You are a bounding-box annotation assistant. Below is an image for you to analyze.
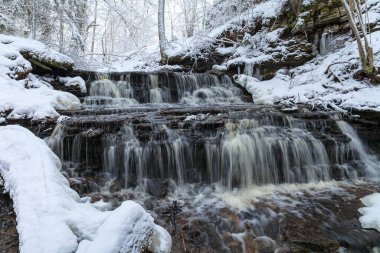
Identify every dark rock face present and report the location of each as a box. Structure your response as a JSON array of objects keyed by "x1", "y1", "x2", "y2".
[
  {"x1": 0, "y1": 183, "x2": 19, "y2": 253},
  {"x1": 347, "y1": 110, "x2": 380, "y2": 155},
  {"x1": 45, "y1": 78, "x2": 86, "y2": 98},
  {"x1": 227, "y1": 39, "x2": 316, "y2": 80},
  {"x1": 275, "y1": 0, "x2": 350, "y2": 37},
  {"x1": 159, "y1": 0, "x2": 352, "y2": 77}
]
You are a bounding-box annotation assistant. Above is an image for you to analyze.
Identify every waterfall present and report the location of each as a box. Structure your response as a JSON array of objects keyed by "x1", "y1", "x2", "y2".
[
  {"x1": 85, "y1": 79, "x2": 137, "y2": 108},
  {"x1": 148, "y1": 75, "x2": 164, "y2": 103},
  {"x1": 243, "y1": 62, "x2": 254, "y2": 77},
  {"x1": 218, "y1": 120, "x2": 331, "y2": 189},
  {"x1": 335, "y1": 121, "x2": 380, "y2": 178},
  {"x1": 319, "y1": 32, "x2": 334, "y2": 56},
  {"x1": 46, "y1": 70, "x2": 380, "y2": 252},
  {"x1": 49, "y1": 114, "x2": 380, "y2": 190},
  {"x1": 84, "y1": 73, "x2": 243, "y2": 107}
]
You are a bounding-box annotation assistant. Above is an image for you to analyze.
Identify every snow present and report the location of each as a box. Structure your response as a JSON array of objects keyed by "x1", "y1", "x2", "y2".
[
  {"x1": 359, "y1": 193, "x2": 380, "y2": 232},
  {"x1": 366, "y1": 0, "x2": 380, "y2": 25},
  {"x1": 0, "y1": 34, "x2": 81, "y2": 120},
  {"x1": 208, "y1": 0, "x2": 286, "y2": 38},
  {"x1": 0, "y1": 125, "x2": 171, "y2": 253},
  {"x1": 0, "y1": 34, "x2": 74, "y2": 65},
  {"x1": 212, "y1": 64, "x2": 228, "y2": 72},
  {"x1": 235, "y1": 30, "x2": 380, "y2": 112},
  {"x1": 59, "y1": 76, "x2": 87, "y2": 93}
]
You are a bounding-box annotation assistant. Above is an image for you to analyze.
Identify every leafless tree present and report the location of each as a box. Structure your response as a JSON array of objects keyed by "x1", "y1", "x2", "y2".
[{"x1": 341, "y1": 0, "x2": 376, "y2": 76}]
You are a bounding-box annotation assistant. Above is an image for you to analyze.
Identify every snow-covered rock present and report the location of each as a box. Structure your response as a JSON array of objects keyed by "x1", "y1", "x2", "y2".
[
  {"x1": 235, "y1": 30, "x2": 380, "y2": 112},
  {"x1": 0, "y1": 34, "x2": 81, "y2": 120},
  {"x1": 0, "y1": 125, "x2": 171, "y2": 253},
  {"x1": 359, "y1": 193, "x2": 380, "y2": 232},
  {"x1": 59, "y1": 76, "x2": 87, "y2": 94},
  {"x1": 0, "y1": 34, "x2": 74, "y2": 70}
]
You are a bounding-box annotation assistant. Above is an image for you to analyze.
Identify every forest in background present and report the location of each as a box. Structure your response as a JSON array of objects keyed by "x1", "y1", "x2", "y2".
[{"x1": 0, "y1": 0, "x2": 260, "y2": 68}]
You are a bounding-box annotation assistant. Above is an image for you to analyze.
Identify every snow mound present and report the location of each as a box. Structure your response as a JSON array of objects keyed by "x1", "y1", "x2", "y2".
[
  {"x1": 59, "y1": 76, "x2": 87, "y2": 93},
  {"x1": 359, "y1": 193, "x2": 380, "y2": 232},
  {"x1": 0, "y1": 35, "x2": 81, "y2": 120},
  {"x1": 0, "y1": 34, "x2": 74, "y2": 66},
  {"x1": 0, "y1": 125, "x2": 171, "y2": 253}
]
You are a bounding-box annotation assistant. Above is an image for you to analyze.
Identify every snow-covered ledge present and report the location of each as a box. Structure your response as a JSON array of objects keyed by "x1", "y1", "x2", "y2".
[{"x1": 0, "y1": 125, "x2": 171, "y2": 253}]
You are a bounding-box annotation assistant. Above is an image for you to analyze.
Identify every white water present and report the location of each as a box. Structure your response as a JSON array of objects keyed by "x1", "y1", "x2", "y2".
[
  {"x1": 336, "y1": 121, "x2": 380, "y2": 178},
  {"x1": 84, "y1": 73, "x2": 244, "y2": 107}
]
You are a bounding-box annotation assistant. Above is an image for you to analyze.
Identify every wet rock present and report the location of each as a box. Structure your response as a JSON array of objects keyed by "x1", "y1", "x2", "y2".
[
  {"x1": 146, "y1": 179, "x2": 169, "y2": 198},
  {"x1": 0, "y1": 185, "x2": 19, "y2": 253},
  {"x1": 45, "y1": 77, "x2": 86, "y2": 98},
  {"x1": 255, "y1": 236, "x2": 277, "y2": 253},
  {"x1": 222, "y1": 233, "x2": 244, "y2": 253},
  {"x1": 346, "y1": 109, "x2": 380, "y2": 155},
  {"x1": 108, "y1": 178, "x2": 125, "y2": 193}
]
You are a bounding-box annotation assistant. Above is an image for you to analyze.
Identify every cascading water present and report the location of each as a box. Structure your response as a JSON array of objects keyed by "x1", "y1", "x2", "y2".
[
  {"x1": 49, "y1": 113, "x2": 379, "y2": 190},
  {"x1": 319, "y1": 32, "x2": 334, "y2": 56},
  {"x1": 83, "y1": 72, "x2": 244, "y2": 107},
  {"x1": 85, "y1": 78, "x2": 137, "y2": 107},
  {"x1": 47, "y1": 71, "x2": 380, "y2": 252}
]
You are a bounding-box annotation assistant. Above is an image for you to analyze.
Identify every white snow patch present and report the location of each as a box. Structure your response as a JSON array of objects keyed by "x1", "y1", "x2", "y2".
[
  {"x1": 0, "y1": 35, "x2": 81, "y2": 120},
  {"x1": 0, "y1": 34, "x2": 74, "y2": 65},
  {"x1": 235, "y1": 30, "x2": 380, "y2": 111},
  {"x1": 59, "y1": 76, "x2": 87, "y2": 93},
  {"x1": 359, "y1": 193, "x2": 380, "y2": 232},
  {"x1": 212, "y1": 65, "x2": 228, "y2": 72},
  {"x1": 0, "y1": 125, "x2": 171, "y2": 253}
]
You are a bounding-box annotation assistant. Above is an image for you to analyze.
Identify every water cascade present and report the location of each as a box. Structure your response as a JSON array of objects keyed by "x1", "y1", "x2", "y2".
[
  {"x1": 83, "y1": 72, "x2": 245, "y2": 108},
  {"x1": 47, "y1": 72, "x2": 380, "y2": 252},
  {"x1": 319, "y1": 32, "x2": 334, "y2": 56},
  {"x1": 49, "y1": 110, "x2": 379, "y2": 190}
]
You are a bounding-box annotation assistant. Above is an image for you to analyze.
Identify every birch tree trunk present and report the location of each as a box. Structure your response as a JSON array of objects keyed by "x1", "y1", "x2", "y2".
[
  {"x1": 158, "y1": 0, "x2": 168, "y2": 63},
  {"x1": 32, "y1": 0, "x2": 37, "y2": 39},
  {"x1": 91, "y1": 0, "x2": 98, "y2": 55}
]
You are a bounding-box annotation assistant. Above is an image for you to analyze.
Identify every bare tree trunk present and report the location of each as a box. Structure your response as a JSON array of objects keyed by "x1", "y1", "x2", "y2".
[
  {"x1": 341, "y1": 0, "x2": 376, "y2": 76},
  {"x1": 59, "y1": 12, "x2": 64, "y2": 53},
  {"x1": 32, "y1": 0, "x2": 37, "y2": 39},
  {"x1": 158, "y1": 0, "x2": 168, "y2": 63},
  {"x1": 91, "y1": 0, "x2": 98, "y2": 55}
]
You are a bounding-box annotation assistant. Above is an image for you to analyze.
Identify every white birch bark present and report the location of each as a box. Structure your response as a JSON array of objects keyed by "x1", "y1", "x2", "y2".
[{"x1": 158, "y1": 0, "x2": 168, "y2": 63}]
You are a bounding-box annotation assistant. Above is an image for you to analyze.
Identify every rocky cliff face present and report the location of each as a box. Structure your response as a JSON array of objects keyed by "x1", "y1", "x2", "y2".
[{"x1": 167, "y1": 0, "x2": 352, "y2": 79}]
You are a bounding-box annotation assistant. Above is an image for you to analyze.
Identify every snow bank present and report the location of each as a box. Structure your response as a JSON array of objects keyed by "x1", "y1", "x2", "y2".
[
  {"x1": 59, "y1": 76, "x2": 87, "y2": 93},
  {"x1": 359, "y1": 193, "x2": 380, "y2": 232},
  {"x1": 0, "y1": 34, "x2": 74, "y2": 66},
  {"x1": 235, "y1": 30, "x2": 380, "y2": 111},
  {"x1": 0, "y1": 125, "x2": 171, "y2": 253},
  {"x1": 0, "y1": 34, "x2": 81, "y2": 120}
]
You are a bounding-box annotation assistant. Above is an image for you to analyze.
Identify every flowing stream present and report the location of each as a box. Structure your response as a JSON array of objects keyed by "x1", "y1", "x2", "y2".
[{"x1": 48, "y1": 72, "x2": 380, "y2": 252}]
